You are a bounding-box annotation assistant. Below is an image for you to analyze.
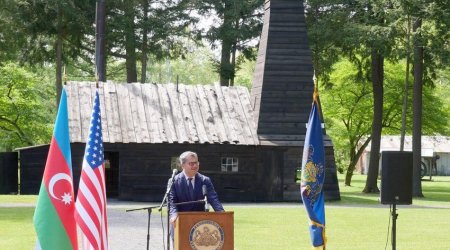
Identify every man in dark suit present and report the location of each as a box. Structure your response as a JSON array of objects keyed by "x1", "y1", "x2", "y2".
[{"x1": 168, "y1": 151, "x2": 224, "y2": 230}]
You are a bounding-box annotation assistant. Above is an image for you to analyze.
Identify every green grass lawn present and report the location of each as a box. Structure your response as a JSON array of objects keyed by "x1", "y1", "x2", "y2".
[
  {"x1": 231, "y1": 206, "x2": 450, "y2": 250},
  {"x1": 0, "y1": 207, "x2": 36, "y2": 250},
  {"x1": 1, "y1": 174, "x2": 449, "y2": 249}
]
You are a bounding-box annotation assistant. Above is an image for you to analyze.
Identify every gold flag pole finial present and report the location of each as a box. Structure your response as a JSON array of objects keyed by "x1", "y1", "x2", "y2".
[
  {"x1": 313, "y1": 71, "x2": 319, "y2": 102},
  {"x1": 95, "y1": 71, "x2": 99, "y2": 88},
  {"x1": 63, "y1": 66, "x2": 67, "y2": 85}
]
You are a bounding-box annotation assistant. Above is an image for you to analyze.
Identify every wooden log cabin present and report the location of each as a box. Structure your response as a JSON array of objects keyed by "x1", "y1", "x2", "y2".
[{"x1": 18, "y1": 0, "x2": 340, "y2": 202}]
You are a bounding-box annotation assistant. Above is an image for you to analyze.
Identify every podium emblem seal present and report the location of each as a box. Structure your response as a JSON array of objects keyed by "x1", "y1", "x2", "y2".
[{"x1": 189, "y1": 220, "x2": 224, "y2": 250}]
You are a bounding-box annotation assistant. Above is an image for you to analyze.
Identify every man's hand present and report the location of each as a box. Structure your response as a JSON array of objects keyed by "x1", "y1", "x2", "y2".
[{"x1": 170, "y1": 215, "x2": 178, "y2": 228}]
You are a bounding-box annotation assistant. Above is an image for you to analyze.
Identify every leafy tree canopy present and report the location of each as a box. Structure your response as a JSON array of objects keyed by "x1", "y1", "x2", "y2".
[
  {"x1": 321, "y1": 58, "x2": 449, "y2": 175},
  {"x1": 0, "y1": 63, "x2": 54, "y2": 151}
]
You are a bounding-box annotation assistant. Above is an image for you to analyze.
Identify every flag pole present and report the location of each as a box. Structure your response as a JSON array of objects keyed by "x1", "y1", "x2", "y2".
[{"x1": 95, "y1": 0, "x2": 106, "y2": 82}]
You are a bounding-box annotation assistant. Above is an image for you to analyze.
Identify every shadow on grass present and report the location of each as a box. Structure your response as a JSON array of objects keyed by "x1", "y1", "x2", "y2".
[
  {"x1": 328, "y1": 195, "x2": 380, "y2": 205},
  {"x1": 415, "y1": 192, "x2": 450, "y2": 203}
]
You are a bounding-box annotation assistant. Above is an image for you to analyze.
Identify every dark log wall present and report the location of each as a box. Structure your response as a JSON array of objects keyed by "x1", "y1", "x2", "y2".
[
  {"x1": 323, "y1": 147, "x2": 341, "y2": 200},
  {"x1": 114, "y1": 143, "x2": 284, "y2": 202},
  {"x1": 251, "y1": 0, "x2": 314, "y2": 141},
  {"x1": 282, "y1": 147, "x2": 341, "y2": 201},
  {"x1": 19, "y1": 142, "x2": 340, "y2": 201},
  {"x1": 282, "y1": 147, "x2": 301, "y2": 200},
  {"x1": 19, "y1": 143, "x2": 285, "y2": 202},
  {"x1": 0, "y1": 152, "x2": 18, "y2": 194},
  {"x1": 19, "y1": 145, "x2": 50, "y2": 194}
]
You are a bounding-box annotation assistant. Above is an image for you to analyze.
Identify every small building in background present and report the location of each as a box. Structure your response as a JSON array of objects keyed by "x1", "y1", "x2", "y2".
[
  {"x1": 356, "y1": 136, "x2": 450, "y2": 176},
  {"x1": 18, "y1": 81, "x2": 340, "y2": 201}
]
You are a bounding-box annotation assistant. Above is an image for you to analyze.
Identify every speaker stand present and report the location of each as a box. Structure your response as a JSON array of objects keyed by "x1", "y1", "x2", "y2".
[{"x1": 391, "y1": 204, "x2": 398, "y2": 250}]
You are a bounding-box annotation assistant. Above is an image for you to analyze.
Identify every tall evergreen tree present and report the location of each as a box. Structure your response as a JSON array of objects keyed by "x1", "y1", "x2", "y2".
[
  {"x1": 107, "y1": 0, "x2": 199, "y2": 83},
  {"x1": 197, "y1": 0, "x2": 264, "y2": 86},
  {"x1": 13, "y1": 0, "x2": 95, "y2": 103}
]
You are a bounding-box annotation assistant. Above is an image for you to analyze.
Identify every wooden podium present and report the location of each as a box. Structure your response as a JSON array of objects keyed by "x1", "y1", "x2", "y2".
[{"x1": 175, "y1": 211, "x2": 234, "y2": 250}]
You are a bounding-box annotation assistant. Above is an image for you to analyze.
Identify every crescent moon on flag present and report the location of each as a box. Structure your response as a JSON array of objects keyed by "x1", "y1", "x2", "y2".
[{"x1": 49, "y1": 173, "x2": 72, "y2": 200}]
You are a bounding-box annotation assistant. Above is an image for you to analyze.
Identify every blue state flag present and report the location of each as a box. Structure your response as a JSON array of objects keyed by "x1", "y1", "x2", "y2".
[{"x1": 300, "y1": 91, "x2": 326, "y2": 249}]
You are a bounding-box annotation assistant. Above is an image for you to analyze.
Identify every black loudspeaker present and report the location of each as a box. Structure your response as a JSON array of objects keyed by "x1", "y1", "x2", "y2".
[{"x1": 380, "y1": 151, "x2": 413, "y2": 205}]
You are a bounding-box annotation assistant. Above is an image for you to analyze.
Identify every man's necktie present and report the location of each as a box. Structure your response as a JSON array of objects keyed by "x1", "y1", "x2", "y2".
[{"x1": 188, "y1": 178, "x2": 194, "y2": 199}]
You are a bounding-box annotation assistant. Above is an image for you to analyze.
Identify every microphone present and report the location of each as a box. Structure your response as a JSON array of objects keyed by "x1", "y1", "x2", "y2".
[
  {"x1": 166, "y1": 168, "x2": 178, "y2": 194},
  {"x1": 165, "y1": 169, "x2": 178, "y2": 192},
  {"x1": 159, "y1": 169, "x2": 178, "y2": 211},
  {"x1": 202, "y1": 184, "x2": 209, "y2": 212},
  {"x1": 170, "y1": 169, "x2": 178, "y2": 179}
]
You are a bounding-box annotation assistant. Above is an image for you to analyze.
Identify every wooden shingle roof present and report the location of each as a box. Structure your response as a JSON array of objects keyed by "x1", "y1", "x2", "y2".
[{"x1": 65, "y1": 81, "x2": 259, "y2": 145}]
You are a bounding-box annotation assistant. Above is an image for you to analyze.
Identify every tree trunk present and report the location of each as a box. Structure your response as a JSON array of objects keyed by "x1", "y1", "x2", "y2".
[
  {"x1": 345, "y1": 137, "x2": 371, "y2": 186},
  {"x1": 230, "y1": 19, "x2": 240, "y2": 87},
  {"x1": 345, "y1": 141, "x2": 357, "y2": 186},
  {"x1": 220, "y1": 41, "x2": 232, "y2": 86},
  {"x1": 363, "y1": 50, "x2": 384, "y2": 193},
  {"x1": 124, "y1": 3, "x2": 137, "y2": 83},
  {"x1": 230, "y1": 42, "x2": 236, "y2": 86},
  {"x1": 400, "y1": 16, "x2": 411, "y2": 151},
  {"x1": 412, "y1": 18, "x2": 424, "y2": 197},
  {"x1": 220, "y1": 2, "x2": 233, "y2": 86},
  {"x1": 140, "y1": 0, "x2": 149, "y2": 83}
]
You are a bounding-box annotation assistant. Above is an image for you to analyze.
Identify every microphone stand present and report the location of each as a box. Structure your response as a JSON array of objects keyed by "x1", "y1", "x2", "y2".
[
  {"x1": 126, "y1": 204, "x2": 163, "y2": 250},
  {"x1": 126, "y1": 170, "x2": 177, "y2": 250},
  {"x1": 158, "y1": 172, "x2": 177, "y2": 250},
  {"x1": 204, "y1": 196, "x2": 210, "y2": 212}
]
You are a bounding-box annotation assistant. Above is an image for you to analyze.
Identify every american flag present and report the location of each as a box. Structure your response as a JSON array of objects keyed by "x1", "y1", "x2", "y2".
[{"x1": 75, "y1": 91, "x2": 108, "y2": 250}]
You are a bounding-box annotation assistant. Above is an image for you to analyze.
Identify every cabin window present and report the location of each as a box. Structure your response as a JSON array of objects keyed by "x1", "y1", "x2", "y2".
[
  {"x1": 221, "y1": 157, "x2": 238, "y2": 172},
  {"x1": 170, "y1": 157, "x2": 179, "y2": 171},
  {"x1": 104, "y1": 159, "x2": 111, "y2": 169}
]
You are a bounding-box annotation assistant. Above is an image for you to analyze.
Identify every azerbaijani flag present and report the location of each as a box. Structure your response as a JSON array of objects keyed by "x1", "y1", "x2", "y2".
[
  {"x1": 300, "y1": 89, "x2": 326, "y2": 249},
  {"x1": 33, "y1": 88, "x2": 78, "y2": 249}
]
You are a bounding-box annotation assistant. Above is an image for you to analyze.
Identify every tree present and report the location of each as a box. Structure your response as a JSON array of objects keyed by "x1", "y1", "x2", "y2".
[
  {"x1": 197, "y1": 0, "x2": 264, "y2": 86},
  {"x1": 13, "y1": 0, "x2": 95, "y2": 104},
  {"x1": 321, "y1": 59, "x2": 449, "y2": 186},
  {"x1": 147, "y1": 44, "x2": 219, "y2": 84},
  {"x1": 0, "y1": 0, "x2": 29, "y2": 63},
  {"x1": 305, "y1": 0, "x2": 347, "y2": 85},
  {"x1": 0, "y1": 63, "x2": 53, "y2": 151},
  {"x1": 400, "y1": 0, "x2": 450, "y2": 197},
  {"x1": 320, "y1": 60, "x2": 373, "y2": 186},
  {"x1": 107, "y1": 0, "x2": 199, "y2": 83},
  {"x1": 412, "y1": 17, "x2": 424, "y2": 197}
]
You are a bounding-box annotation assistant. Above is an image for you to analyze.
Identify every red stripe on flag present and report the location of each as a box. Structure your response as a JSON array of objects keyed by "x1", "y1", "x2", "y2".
[
  {"x1": 43, "y1": 137, "x2": 78, "y2": 248},
  {"x1": 75, "y1": 161, "x2": 108, "y2": 249}
]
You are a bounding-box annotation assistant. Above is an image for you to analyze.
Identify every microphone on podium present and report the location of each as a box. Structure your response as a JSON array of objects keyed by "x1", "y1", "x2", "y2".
[
  {"x1": 202, "y1": 185, "x2": 209, "y2": 212},
  {"x1": 159, "y1": 169, "x2": 178, "y2": 211},
  {"x1": 165, "y1": 169, "x2": 178, "y2": 192},
  {"x1": 170, "y1": 168, "x2": 178, "y2": 179}
]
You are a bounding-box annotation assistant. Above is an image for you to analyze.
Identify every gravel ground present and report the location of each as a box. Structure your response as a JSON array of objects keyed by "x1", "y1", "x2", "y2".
[{"x1": 107, "y1": 201, "x2": 172, "y2": 250}]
